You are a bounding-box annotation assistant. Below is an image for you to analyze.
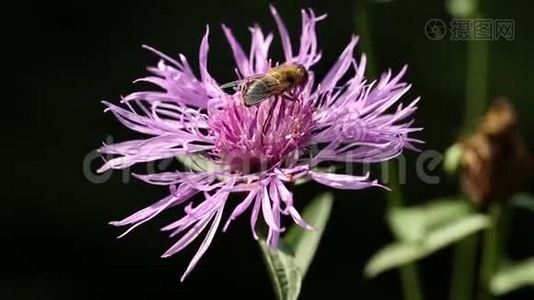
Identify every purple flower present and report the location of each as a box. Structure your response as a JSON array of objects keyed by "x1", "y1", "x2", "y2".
[{"x1": 98, "y1": 6, "x2": 421, "y2": 281}]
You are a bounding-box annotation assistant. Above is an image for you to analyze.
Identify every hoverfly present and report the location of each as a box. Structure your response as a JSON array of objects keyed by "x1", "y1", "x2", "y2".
[{"x1": 220, "y1": 64, "x2": 309, "y2": 106}]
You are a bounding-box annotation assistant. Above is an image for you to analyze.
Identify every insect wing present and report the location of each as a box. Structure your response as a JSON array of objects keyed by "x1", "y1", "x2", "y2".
[
  {"x1": 244, "y1": 77, "x2": 290, "y2": 106},
  {"x1": 220, "y1": 74, "x2": 265, "y2": 91}
]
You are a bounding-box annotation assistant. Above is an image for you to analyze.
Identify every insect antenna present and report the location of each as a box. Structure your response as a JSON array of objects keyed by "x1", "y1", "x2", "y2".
[{"x1": 219, "y1": 80, "x2": 242, "y2": 90}]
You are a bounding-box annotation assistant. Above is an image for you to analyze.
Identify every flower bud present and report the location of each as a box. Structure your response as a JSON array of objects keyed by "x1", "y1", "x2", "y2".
[{"x1": 460, "y1": 99, "x2": 533, "y2": 205}]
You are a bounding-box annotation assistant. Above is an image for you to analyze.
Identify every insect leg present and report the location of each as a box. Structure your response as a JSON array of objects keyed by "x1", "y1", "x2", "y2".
[
  {"x1": 281, "y1": 89, "x2": 302, "y2": 101},
  {"x1": 261, "y1": 97, "x2": 279, "y2": 137}
]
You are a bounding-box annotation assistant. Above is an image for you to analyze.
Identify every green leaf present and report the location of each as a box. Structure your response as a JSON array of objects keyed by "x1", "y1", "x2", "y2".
[
  {"x1": 446, "y1": 0, "x2": 477, "y2": 18},
  {"x1": 175, "y1": 154, "x2": 219, "y2": 172},
  {"x1": 490, "y1": 258, "x2": 534, "y2": 295},
  {"x1": 258, "y1": 193, "x2": 334, "y2": 300},
  {"x1": 364, "y1": 242, "x2": 428, "y2": 278},
  {"x1": 424, "y1": 214, "x2": 488, "y2": 250},
  {"x1": 511, "y1": 193, "x2": 534, "y2": 213},
  {"x1": 293, "y1": 178, "x2": 310, "y2": 186},
  {"x1": 365, "y1": 214, "x2": 489, "y2": 277},
  {"x1": 284, "y1": 193, "x2": 334, "y2": 277},
  {"x1": 388, "y1": 208, "x2": 426, "y2": 242},
  {"x1": 258, "y1": 240, "x2": 302, "y2": 300},
  {"x1": 388, "y1": 199, "x2": 471, "y2": 242},
  {"x1": 443, "y1": 143, "x2": 463, "y2": 175}
]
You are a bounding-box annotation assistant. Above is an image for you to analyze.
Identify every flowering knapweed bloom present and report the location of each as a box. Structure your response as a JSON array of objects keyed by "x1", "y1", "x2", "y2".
[{"x1": 98, "y1": 6, "x2": 421, "y2": 281}]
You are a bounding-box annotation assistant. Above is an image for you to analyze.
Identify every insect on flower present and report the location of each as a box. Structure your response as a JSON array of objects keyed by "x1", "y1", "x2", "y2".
[
  {"x1": 220, "y1": 63, "x2": 309, "y2": 106},
  {"x1": 97, "y1": 6, "x2": 422, "y2": 281}
]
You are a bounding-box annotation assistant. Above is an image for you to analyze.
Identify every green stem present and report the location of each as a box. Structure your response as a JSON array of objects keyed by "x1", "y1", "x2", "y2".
[
  {"x1": 399, "y1": 263, "x2": 423, "y2": 300},
  {"x1": 386, "y1": 161, "x2": 403, "y2": 208},
  {"x1": 388, "y1": 161, "x2": 423, "y2": 300},
  {"x1": 450, "y1": 235, "x2": 477, "y2": 300},
  {"x1": 478, "y1": 202, "x2": 505, "y2": 300},
  {"x1": 451, "y1": 34, "x2": 490, "y2": 298},
  {"x1": 354, "y1": 1, "x2": 423, "y2": 299},
  {"x1": 463, "y1": 34, "x2": 489, "y2": 132},
  {"x1": 354, "y1": 0, "x2": 377, "y2": 79},
  {"x1": 450, "y1": 0, "x2": 490, "y2": 298},
  {"x1": 461, "y1": 0, "x2": 488, "y2": 131}
]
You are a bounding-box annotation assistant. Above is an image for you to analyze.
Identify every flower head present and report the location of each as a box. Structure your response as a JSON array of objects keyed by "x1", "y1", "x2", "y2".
[{"x1": 98, "y1": 6, "x2": 421, "y2": 281}]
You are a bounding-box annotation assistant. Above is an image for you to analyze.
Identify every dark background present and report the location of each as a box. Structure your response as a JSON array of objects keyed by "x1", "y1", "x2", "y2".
[{"x1": 3, "y1": 0, "x2": 534, "y2": 299}]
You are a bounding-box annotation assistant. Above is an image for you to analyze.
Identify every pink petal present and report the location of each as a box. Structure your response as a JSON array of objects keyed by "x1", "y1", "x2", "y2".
[
  {"x1": 180, "y1": 201, "x2": 225, "y2": 281},
  {"x1": 309, "y1": 171, "x2": 385, "y2": 190},
  {"x1": 222, "y1": 24, "x2": 252, "y2": 77},
  {"x1": 223, "y1": 188, "x2": 259, "y2": 232},
  {"x1": 270, "y1": 5, "x2": 293, "y2": 62}
]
